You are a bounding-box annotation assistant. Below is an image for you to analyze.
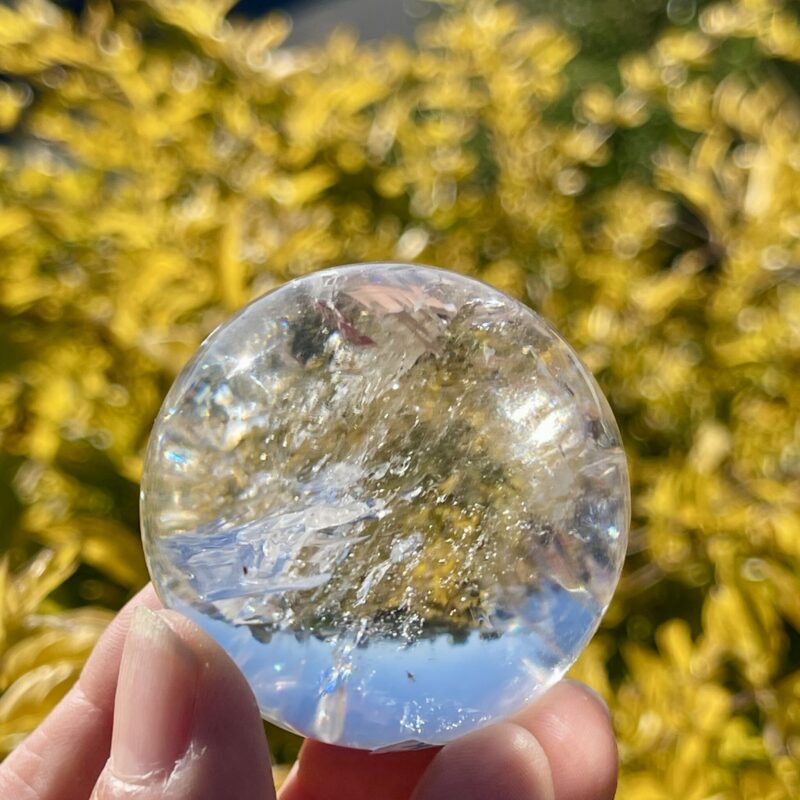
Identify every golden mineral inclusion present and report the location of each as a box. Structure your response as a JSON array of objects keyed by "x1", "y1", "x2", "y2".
[{"x1": 141, "y1": 263, "x2": 630, "y2": 750}]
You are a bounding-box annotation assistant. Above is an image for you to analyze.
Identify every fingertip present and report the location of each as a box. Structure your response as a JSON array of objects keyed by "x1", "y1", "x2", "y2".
[
  {"x1": 78, "y1": 584, "x2": 163, "y2": 707},
  {"x1": 559, "y1": 679, "x2": 612, "y2": 721},
  {"x1": 411, "y1": 723, "x2": 554, "y2": 800},
  {"x1": 156, "y1": 613, "x2": 277, "y2": 798},
  {"x1": 136, "y1": 583, "x2": 162, "y2": 609},
  {"x1": 93, "y1": 609, "x2": 276, "y2": 800},
  {"x1": 109, "y1": 608, "x2": 198, "y2": 781},
  {"x1": 516, "y1": 681, "x2": 618, "y2": 800}
]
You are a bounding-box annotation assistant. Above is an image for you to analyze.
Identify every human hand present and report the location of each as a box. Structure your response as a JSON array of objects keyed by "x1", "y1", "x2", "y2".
[{"x1": 0, "y1": 585, "x2": 618, "y2": 799}]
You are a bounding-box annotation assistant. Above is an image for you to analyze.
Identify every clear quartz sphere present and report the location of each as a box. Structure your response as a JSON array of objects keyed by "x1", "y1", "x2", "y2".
[{"x1": 141, "y1": 263, "x2": 629, "y2": 751}]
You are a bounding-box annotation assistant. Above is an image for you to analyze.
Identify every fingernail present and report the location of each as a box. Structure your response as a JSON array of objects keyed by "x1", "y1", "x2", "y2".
[
  {"x1": 110, "y1": 606, "x2": 198, "y2": 780},
  {"x1": 564, "y1": 679, "x2": 612, "y2": 720}
]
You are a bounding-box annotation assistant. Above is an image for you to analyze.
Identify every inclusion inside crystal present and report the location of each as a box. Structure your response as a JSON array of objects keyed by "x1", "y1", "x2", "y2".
[{"x1": 141, "y1": 263, "x2": 629, "y2": 750}]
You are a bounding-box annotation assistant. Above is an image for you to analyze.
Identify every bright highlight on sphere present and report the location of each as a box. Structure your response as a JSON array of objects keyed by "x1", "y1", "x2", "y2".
[{"x1": 141, "y1": 263, "x2": 629, "y2": 750}]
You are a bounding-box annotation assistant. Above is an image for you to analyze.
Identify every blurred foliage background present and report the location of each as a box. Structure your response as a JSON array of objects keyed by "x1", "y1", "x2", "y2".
[{"x1": 0, "y1": 0, "x2": 799, "y2": 795}]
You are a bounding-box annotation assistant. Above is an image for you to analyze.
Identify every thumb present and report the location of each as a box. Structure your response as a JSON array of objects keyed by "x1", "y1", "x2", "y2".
[{"x1": 91, "y1": 607, "x2": 275, "y2": 800}]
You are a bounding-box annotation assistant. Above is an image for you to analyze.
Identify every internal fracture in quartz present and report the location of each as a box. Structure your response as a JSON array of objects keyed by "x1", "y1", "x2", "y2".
[{"x1": 141, "y1": 263, "x2": 629, "y2": 750}]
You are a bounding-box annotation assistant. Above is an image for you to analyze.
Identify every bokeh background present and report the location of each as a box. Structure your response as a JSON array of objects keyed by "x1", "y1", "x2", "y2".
[{"x1": 1, "y1": 0, "x2": 799, "y2": 795}]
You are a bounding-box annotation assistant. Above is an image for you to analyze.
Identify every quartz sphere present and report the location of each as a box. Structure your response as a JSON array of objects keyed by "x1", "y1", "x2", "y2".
[{"x1": 141, "y1": 263, "x2": 629, "y2": 751}]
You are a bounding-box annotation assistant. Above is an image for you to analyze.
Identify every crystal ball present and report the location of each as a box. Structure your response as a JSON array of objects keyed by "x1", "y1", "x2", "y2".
[{"x1": 141, "y1": 262, "x2": 629, "y2": 750}]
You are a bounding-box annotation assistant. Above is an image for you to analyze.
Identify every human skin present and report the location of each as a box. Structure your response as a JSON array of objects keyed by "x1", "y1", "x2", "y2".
[{"x1": 0, "y1": 585, "x2": 618, "y2": 800}]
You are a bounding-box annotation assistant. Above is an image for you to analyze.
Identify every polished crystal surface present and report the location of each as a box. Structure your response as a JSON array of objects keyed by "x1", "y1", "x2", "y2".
[{"x1": 141, "y1": 263, "x2": 629, "y2": 750}]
